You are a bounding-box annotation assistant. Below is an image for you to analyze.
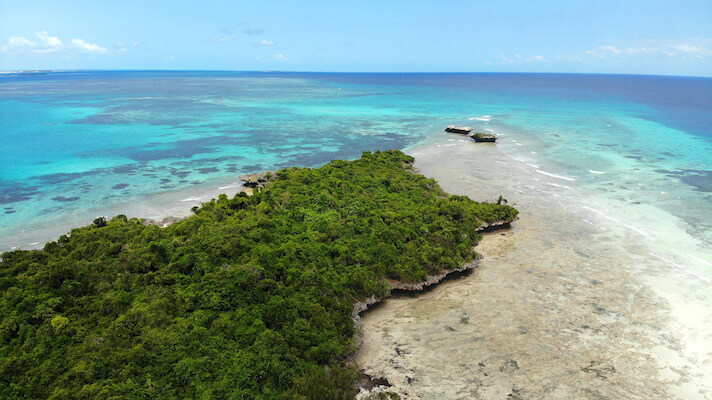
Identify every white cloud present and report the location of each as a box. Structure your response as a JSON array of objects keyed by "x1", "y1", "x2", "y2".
[
  {"x1": 35, "y1": 31, "x2": 63, "y2": 50},
  {"x1": 584, "y1": 39, "x2": 712, "y2": 59},
  {"x1": 0, "y1": 32, "x2": 61, "y2": 54},
  {"x1": 274, "y1": 53, "x2": 287, "y2": 62},
  {"x1": 1, "y1": 31, "x2": 65, "y2": 54},
  {"x1": 0, "y1": 31, "x2": 114, "y2": 56},
  {"x1": 9, "y1": 36, "x2": 34, "y2": 47},
  {"x1": 71, "y1": 38, "x2": 107, "y2": 54},
  {"x1": 675, "y1": 43, "x2": 712, "y2": 58},
  {"x1": 599, "y1": 45, "x2": 621, "y2": 55},
  {"x1": 494, "y1": 39, "x2": 712, "y2": 65},
  {"x1": 260, "y1": 39, "x2": 275, "y2": 46}
]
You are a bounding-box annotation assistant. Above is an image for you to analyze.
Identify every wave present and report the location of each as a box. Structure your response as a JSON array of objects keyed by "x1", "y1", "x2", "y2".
[
  {"x1": 588, "y1": 170, "x2": 606, "y2": 175},
  {"x1": 218, "y1": 184, "x2": 242, "y2": 190},
  {"x1": 650, "y1": 252, "x2": 711, "y2": 283},
  {"x1": 536, "y1": 170, "x2": 576, "y2": 181},
  {"x1": 547, "y1": 182, "x2": 572, "y2": 190},
  {"x1": 623, "y1": 223, "x2": 655, "y2": 241},
  {"x1": 582, "y1": 206, "x2": 655, "y2": 241},
  {"x1": 468, "y1": 115, "x2": 492, "y2": 121},
  {"x1": 686, "y1": 253, "x2": 712, "y2": 268}
]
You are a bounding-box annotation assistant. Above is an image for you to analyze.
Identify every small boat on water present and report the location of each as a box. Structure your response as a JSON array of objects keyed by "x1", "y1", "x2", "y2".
[
  {"x1": 445, "y1": 125, "x2": 473, "y2": 134},
  {"x1": 470, "y1": 132, "x2": 498, "y2": 142}
]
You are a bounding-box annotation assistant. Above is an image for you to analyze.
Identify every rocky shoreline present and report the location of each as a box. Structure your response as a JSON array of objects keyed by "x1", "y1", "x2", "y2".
[
  {"x1": 352, "y1": 219, "x2": 512, "y2": 327},
  {"x1": 351, "y1": 221, "x2": 514, "y2": 397}
]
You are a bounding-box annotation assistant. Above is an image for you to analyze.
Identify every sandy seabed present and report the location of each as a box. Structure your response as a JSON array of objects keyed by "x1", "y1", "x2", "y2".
[{"x1": 356, "y1": 138, "x2": 712, "y2": 400}]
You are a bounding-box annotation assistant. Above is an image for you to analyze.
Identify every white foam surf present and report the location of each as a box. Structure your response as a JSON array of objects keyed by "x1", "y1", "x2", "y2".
[
  {"x1": 686, "y1": 253, "x2": 712, "y2": 268},
  {"x1": 218, "y1": 184, "x2": 242, "y2": 190},
  {"x1": 547, "y1": 182, "x2": 572, "y2": 190},
  {"x1": 536, "y1": 170, "x2": 576, "y2": 181},
  {"x1": 650, "y1": 253, "x2": 711, "y2": 283},
  {"x1": 468, "y1": 115, "x2": 492, "y2": 121},
  {"x1": 583, "y1": 206, "x2": 655, "y2": 241}
]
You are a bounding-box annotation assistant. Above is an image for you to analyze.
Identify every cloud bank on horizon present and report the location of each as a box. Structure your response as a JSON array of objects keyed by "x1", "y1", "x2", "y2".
[
  {"x1": 0, "y1": 0, "x2": 710, "y2": 76},
  {"x1": 0, "y1": 31, "x2": 111, "y2": 56},
  {"x1": 490, "y1": 39, "x2": 712, "y2": 65}
]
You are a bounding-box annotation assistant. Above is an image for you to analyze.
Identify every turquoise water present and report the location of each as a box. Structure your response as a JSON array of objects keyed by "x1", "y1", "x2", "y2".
[{"x1": 1, "y1": 72, "x2": 711, "y2": 267}]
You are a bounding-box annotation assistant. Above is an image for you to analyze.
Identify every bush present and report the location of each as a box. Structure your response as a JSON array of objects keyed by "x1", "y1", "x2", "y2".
[{"x1": 0, "y1": 150, "x2": 517, "y2": 399}]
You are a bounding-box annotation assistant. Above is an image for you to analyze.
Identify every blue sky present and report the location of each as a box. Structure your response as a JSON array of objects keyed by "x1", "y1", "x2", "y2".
[{"x1": 1, "y1": 0, "x2": 711, "y2": 76}]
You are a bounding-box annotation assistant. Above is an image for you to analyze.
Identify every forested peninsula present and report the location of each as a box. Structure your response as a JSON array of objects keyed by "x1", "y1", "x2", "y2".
[{"x1": 0, "y1": 150, "x2": 518, "y2": 399}]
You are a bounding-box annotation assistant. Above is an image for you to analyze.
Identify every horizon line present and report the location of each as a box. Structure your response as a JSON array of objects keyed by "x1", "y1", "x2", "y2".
[{"x1": 2, "y1": 69, "x2": 710, "y2": 79}]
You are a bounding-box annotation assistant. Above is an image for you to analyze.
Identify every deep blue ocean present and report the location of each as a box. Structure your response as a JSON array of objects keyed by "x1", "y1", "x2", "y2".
[{"x1": 1, "y1": 71, "x2": 711, "y2": 270}]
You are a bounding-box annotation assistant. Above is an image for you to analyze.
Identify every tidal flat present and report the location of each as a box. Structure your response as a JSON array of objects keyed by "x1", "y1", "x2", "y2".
[{"x1": 356, "y1": 138, "x2": 712, "y2": 400}]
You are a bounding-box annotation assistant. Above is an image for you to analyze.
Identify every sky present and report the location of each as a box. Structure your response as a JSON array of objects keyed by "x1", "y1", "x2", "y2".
[{"x1": 1, "y1": 0, "x2": 711, "y2": 76}]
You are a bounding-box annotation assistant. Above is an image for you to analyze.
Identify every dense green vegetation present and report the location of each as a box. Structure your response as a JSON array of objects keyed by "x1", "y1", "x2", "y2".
[{"x1": 0, "y1": 150, "x2": 517, "y2": 399}]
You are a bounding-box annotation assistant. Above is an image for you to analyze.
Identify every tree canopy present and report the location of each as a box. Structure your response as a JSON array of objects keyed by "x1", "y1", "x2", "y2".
[{"x1": 0, "y1": 150, "x2": 518, "y2": 399}]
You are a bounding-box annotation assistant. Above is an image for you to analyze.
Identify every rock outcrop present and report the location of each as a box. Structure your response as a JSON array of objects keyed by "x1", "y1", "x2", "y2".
[
  {"x1": 445, "y1": 125, "x2": 473, "y2": 134},
  {"x1": 470, "y1": 132, "x2": 498, "y2": 142},
  {"x1": 239, "y1": 171, "x2": 277, "y2": 189},
  {"x1": 351, "y1": 219, "x2": 515, "y2": 397},
  {"x1": 352, "y1": 218, "x2": 515, "y2": 319},
  {"x1": 388, "y1": 257, "x2": 481, "y2": 291},
  {"x1": 477, "y1": 219, "x2": 514, "y2": 233},
  {"x1": 142, "y1": 215, "x2": 188, "y2": 228}
]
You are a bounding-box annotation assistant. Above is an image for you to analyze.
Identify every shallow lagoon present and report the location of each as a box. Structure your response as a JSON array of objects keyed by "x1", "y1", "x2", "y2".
[
  {"x1": 2, "y1": 72, "x2": 710, "y2": 258},
  {"x1": 1, "y1": 71, "x2": 711, "y2": 397}
]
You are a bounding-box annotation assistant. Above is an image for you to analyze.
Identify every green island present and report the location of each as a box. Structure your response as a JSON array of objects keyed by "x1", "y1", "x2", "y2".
[{"x1": 0, "y1": 150, "x2": 517, "y2": 400}]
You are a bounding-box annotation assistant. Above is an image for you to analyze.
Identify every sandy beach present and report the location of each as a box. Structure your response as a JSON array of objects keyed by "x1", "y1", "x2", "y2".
[{"x1": 356, "y1": 138, "x2": 712, "y2": 399}]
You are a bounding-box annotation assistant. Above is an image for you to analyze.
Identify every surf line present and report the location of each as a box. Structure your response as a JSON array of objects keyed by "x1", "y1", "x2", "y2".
[
  {"x1": 582, "y1": 206, "x2": 655, "y2": 241},
  {"x1": 650, "y1": 252, "x2": 711, "y2": 283},
  {"x1": 686, "y1": 253, "x2": 712, "y2": 268},
  {"x1": 536, "y1": 170, "x2": 576, "y2": 181},
  {"x1": 218, "y1": 184, "x2": 242, "y2": 190}
]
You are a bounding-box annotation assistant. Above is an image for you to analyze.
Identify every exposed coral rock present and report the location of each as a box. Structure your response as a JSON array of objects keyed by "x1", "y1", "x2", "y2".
[
  {"x1": 445, "y1": 125, "x2": 473, "y2": 134},
  {"x1": 470, "y1": 132, "x2": 498, "y2": 142},
  {"x1": 142, "y1": 215, "x2": 188, "y2": 227},
  {"x1": 239, "y1": 171, "x2": 278, "y2": 189},
  {"x1": 477, "y1": 219, "x2": 516, "y2": 233},
  {"x1": 388, "y1": 257, "x2": 481, "y2": 291}
]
